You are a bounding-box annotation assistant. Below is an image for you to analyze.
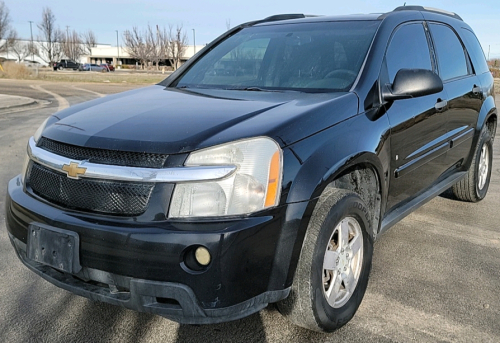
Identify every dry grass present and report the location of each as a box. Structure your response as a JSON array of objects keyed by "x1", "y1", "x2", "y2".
[
  {"x1": 494, "y1": 78, "x2": 500, "y2": 93},
  {"x1": 0, "y1": 62, "x2": 32, "y2": 79},
  {"x1": 36, "y1": 71, "x2": 167, "y2": 84},
  {"x1": 0, "y1": 63, "x2": 168, "y2": 85}
]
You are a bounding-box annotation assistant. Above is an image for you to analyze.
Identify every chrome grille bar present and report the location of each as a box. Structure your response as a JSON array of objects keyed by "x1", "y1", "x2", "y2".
[{"x1": 28, "y1": 137, "x2": 236, "y2": 183}]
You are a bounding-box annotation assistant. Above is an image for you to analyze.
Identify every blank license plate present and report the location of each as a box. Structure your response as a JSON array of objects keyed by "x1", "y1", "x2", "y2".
[{"x1": 27, "y1": 224, "x2": 81, "y2": 274}]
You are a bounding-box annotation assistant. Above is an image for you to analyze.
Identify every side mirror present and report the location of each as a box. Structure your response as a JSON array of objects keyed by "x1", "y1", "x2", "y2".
[{"x1": 383, "y1": 69, "x2": 443, "y2": 101}]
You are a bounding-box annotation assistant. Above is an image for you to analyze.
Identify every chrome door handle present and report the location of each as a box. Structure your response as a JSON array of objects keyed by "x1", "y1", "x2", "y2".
[
  {"x1": 472, "y1": 84, "x2": 482, "y2": 98},
  {"x1": 435, "y1": 99, "x2": 448, "y2": 111}
]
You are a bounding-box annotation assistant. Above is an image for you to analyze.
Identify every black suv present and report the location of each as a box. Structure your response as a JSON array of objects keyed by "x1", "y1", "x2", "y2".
[
  {"x1": 53, "y1": 59, "x2": 80, "y2": 71},
  {"x1": 5, "y1": 6, "x2": 496, "y2": 332}
]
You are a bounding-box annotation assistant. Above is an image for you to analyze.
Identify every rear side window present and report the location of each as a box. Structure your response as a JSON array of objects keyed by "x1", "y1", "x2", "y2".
[
  {"x1": 460, "y1": 28, "x2": 490, "y2": 75},
  {"x1": 429, "y1": 23, "x2": 468, "y2": 81},
  {"x1": 386, "y1": 23, "x2": 432, "y2": 83}
]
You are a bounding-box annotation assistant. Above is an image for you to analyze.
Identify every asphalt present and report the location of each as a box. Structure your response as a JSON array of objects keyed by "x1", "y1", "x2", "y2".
[
  {"x1": 0, "y1": 80, "x2": 499, "y2": 343},
  {"x1": 0, "y1": 94, "x2": 37, "y2": 110}
]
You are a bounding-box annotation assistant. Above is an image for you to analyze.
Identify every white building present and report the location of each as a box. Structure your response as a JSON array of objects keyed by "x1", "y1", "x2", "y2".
[
  {"x1": 0, "y1": 38, "x2": 203, "y2": 68},
  {"x1": 88, "y1": 44, "x2": 204, "y2": 68}
]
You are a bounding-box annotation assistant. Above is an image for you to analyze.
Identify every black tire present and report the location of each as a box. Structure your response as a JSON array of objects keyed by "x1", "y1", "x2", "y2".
[
  {"x1": 58, "y1": 66, "x2": 63, "y2": 71},
  {"x1": 277, "y1": 189, "x2": 373, "y2": 332},
  {"x1": 452, "y1": 129, "x2": 493, "y2": 202}
]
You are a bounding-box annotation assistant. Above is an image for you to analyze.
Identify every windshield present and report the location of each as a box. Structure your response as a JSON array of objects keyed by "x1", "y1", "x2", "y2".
[{"x1": 174, "y1": 21, "x2": 380, "y2": 92}]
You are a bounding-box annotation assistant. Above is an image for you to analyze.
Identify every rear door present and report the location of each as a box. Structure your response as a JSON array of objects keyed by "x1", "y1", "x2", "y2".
[
  {"x1": 427, "y1": 23, "x2": 482, "y2": 168},
  {"x1": 383, "y1": 22, "x2": 450, "y2": 211}
]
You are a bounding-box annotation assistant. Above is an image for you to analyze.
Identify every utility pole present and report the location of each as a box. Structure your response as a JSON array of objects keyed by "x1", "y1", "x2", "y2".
[
  {"x1": 116, "y1": 30, "x2": 119, "y2": 67},
  {"x1": 29, "y1": 21, "x2": 34, "y2": 63},
  {"x1": 192, "y1": 29, "x2": 196, "y2": 54},
  {"x1": 29, "y1": 20, "x2": 38, "y2": 76}
]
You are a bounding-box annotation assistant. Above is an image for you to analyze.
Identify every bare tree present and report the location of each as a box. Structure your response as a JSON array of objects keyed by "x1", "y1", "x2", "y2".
[
  {"x1": 9, "y1": 33, "x2": 31, "y2": 62},
  {"x1": 37, "y1": 7, "x2": 64, "y2": 64},
  {"x1": 147, "y1": 25, "x2": 171, "y2": 70},
  {"x1": 123, "y1": 27, "x2": 150, "y2": 69},
  {"x1": 146, "y1": 25, "x2": 159, "y2": 70},
  {"x1": 167, "y1": 25, "x2": 187, "y2": 70},
  {"x1": 82, "y1": 30, "x2": 97, "y2": 55},
  {"x1": 61, "y1": 30, "x2": 84, "y2": 62},
  {"x1": 0, "y1": 0, "x2": 15, "y2": 53}
]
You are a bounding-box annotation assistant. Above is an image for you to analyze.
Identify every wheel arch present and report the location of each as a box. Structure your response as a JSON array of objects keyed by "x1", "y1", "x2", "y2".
[
  {"x1": 280, "y1": 151, "x2": 386, "y2": 289},
  {"x1": 287, "y1": 150, "x2": 386, "y2": 239},
  {"x1": 475, "y1": 95, "x2": 497, "y2": 138}
]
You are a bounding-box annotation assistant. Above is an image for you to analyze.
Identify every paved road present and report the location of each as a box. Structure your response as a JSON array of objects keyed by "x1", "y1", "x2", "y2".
[{"x1": 0, "y1": 79, "x2": 499, "y2": 343}]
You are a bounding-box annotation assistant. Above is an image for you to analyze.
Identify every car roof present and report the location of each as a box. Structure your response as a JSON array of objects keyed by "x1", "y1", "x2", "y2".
[
  {"x1": 253, "y1": 14, "x2": 382, "y2": 26},
  {"x1": 252, "y1": 6, "x2": 462, "y2": 27}
]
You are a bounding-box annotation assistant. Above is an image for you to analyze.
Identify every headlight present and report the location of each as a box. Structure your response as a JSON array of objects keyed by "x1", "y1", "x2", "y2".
[
  {"x1": 169, "y1": 137, "x2": 282, "y2": 218},
  {"x1": 33, "y1": 117, "x2": 51, "y2": 143},
  {"x1": 19, "y1": 156, "x2": 30, "y2": 185},
  {"x1": 22, "y1": 116, "x2": 51, "y2": 184}
]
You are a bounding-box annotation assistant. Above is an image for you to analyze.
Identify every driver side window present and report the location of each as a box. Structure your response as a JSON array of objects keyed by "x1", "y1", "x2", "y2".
[{"x1": 386, "y1": 23, "x2": 432, "y2": 83}]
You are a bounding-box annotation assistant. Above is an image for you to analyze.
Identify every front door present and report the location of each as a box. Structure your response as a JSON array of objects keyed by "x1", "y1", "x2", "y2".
[{"x1": 383, "y1": 22, "x2": 450, "y2": 211}]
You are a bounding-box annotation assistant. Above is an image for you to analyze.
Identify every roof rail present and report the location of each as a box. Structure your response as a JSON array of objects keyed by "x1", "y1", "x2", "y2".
[
  {"x1": 261, "y1": 14, "x2": 306, "y2": 22},
  {"x1": 392, "y1": 6, "x2": 463, "y2": 21}
]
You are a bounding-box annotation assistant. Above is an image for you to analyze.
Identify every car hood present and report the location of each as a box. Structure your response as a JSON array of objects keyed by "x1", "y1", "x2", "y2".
[{"x1": 42, "y1": 85, "x2": 359, "y2": 154}]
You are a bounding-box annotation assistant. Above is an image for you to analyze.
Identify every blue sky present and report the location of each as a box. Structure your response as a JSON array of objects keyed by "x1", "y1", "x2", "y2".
[{"x1": 5, "y1": 0, "x2": 500, "y2": 59}]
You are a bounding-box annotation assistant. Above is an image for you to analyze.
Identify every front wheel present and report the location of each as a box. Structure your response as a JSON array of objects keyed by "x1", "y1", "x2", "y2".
[
  {"x1": 452, "y1": 129, "x2": 493, "y2": 202},
  {"x1": 277, "y1": 189, "x2": 373, "y2": 332}
]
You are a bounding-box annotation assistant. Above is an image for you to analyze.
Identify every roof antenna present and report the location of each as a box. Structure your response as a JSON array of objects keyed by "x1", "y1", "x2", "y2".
[{"x1": 403, "y1": 2, "x2": 406, "y2": 6}]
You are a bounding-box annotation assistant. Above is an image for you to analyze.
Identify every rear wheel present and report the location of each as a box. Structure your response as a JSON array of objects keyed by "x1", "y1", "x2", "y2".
[
  {"x1": 452, "y1": 129, "x2": 492, "y2": 202},
  {"x1": 278, "y1": 189, "x2": 373, "y2": 332}
]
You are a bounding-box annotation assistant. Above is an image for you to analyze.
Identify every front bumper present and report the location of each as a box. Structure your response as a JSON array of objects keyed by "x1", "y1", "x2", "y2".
[{"x1": 5, "y1": 175, "x2": 308, "y2": 324}]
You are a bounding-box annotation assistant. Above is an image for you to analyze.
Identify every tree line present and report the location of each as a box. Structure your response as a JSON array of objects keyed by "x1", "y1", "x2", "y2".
[
  {"x1": 0, "y1": 1, "x2": 188, "y2": 70},
  {"x1": 0, "y1": 3, "x2": 96, "y2": 66},
  {"x1": 123, "y1": 25, "x2": 187, "y2": 70}
]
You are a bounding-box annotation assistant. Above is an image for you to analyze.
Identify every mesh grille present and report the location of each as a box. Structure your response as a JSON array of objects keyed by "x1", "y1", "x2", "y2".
[
  {"x1": 27, "y1": 162, "x2": 154, "y2": 216},
  {"x1": 38, "y1": 138, "x2": 168, "y2": 168}
]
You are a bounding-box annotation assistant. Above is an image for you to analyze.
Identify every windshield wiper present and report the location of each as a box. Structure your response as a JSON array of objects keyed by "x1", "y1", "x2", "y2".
[{"x1": 225, "y1": 86, "x2": 300, "y2": 93}]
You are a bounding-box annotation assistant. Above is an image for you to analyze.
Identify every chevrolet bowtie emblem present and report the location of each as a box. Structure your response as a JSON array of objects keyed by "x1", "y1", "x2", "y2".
[{"x1": 62, "y1": 162, "x2": 87, "y2": 179}]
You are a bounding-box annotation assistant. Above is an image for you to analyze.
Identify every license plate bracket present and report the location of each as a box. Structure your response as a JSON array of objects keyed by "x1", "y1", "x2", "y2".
[{"x1": 27, "y1": 223, "x2": 81, "y2": 274}]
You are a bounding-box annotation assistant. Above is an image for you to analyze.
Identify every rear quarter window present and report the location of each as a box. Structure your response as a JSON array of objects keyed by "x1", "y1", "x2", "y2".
[
  {"x1": 460, "y1": 28, "x2": 490, "y2": 75},
  {"x1": 429, "y1": 23, "x2": 469, "y2": 81}
]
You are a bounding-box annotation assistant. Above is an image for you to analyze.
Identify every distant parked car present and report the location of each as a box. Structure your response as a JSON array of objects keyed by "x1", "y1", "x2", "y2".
[
  {"x1": 79, "y1": 63, "x2": 106, "y2": 72},
  {"x1": 100, "y1": 64, "x2": 115, "y2": 72},
  {"x1": 53, "y1": 59, "x2": 80, "y2": 71}
]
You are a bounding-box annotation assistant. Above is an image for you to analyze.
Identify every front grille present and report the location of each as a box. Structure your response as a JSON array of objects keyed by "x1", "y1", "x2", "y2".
[
  {"x1": 27, "y1": 162, "x2": 155, "y2": 216},
  {"x1": 38, "y1": 138, "x2": 168, "y2": 168}
]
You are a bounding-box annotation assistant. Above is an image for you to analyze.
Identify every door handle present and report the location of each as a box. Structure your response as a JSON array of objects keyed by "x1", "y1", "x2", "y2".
[
  {"x1": 435, "y1": 99, "x2": 448, "y2": 111},
  {"x1": 472, "y1": 84, "x2": 482, "y2": 97}
]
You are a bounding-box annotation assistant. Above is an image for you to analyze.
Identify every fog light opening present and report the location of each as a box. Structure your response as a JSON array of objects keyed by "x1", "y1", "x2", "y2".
[{"x1": 182, "y1": 245, "x2": 212, "y2": 272}]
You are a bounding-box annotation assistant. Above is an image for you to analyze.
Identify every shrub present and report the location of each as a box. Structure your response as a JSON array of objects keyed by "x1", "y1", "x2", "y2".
[{"x1": 0, "y1": 62, "x2": 32, "y2": 79}]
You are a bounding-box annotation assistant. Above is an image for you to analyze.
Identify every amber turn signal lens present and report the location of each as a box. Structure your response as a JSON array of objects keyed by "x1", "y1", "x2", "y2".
[{"x1": 265, "y1": 151, "x2": 281, "y2": 207}]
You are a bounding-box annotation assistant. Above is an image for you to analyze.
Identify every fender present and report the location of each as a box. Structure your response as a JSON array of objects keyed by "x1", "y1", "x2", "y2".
[
  {"x1": 462, "y1": 95, "x2": 498, "y2": 170},
  {"x1": 276, "y1": 112, "x2": 391, "y2": 287},
  {"x1": 285, "y1": 112, "x2": 390, "y2": 205},
  {"x1": 475, "y1": 95, "x2": 497, "y2": 133}
]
